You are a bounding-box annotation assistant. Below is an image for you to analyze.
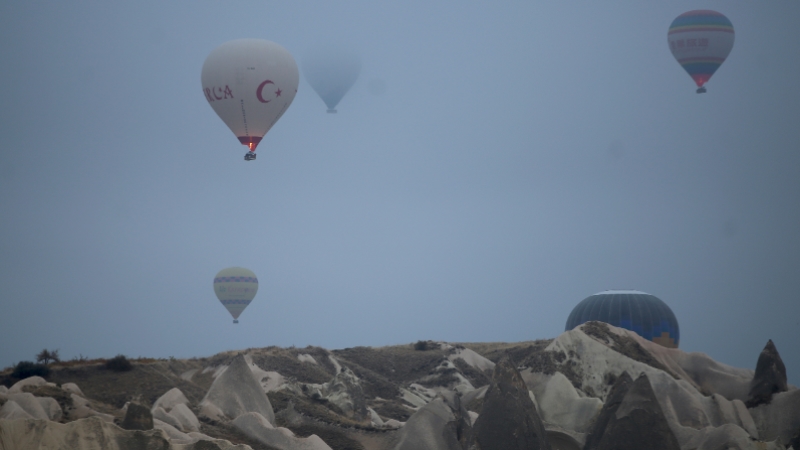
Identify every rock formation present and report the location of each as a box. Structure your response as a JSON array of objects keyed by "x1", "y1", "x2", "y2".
[
  {"x1": 120, "y1": 403, "x2": 153, "y2": 431},
  {"x1": 583, "y1": 371, "x2": 633, "y2": 450},
  {"x1": 591, "y1": 373, "x2": 681, "y2": 450},
  {"x1": 390, "y1": 397, "x2": 466, "y2": 450},
  {"x1": 746, "y1": 339, "x2": 788, "y2": 408},
  {"x1": 0, "y1": 416, "x2": 248, "y2": 450},
  {"x1": 199, "y1": 354, "x2": 275, "y2": 424},
  {"x1": 232, "y1": 411, "x2": 333, "y2": 450},
  {"x1": 469, "y1": 356, "x2": 550, "y2": 450}
]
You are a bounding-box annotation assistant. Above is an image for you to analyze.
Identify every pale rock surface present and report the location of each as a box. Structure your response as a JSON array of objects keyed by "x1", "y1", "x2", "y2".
[
  {"x1": 400, "y1": 383, "x2": 437, "y2": 409},
  {"x1": 244, "y1": 354, "x2": 287, "y2": 393},
  {"x1": 604, "y1": 325, "x2": 753, "y2": 401},
  {"x1": 153, "y1": 387, "x2": 191, "y2": 412},
  {"x1": 0, "y1": 386, "x2": 7, "y2": 394},
  {"x1": 232, "y1": 411, "x2": 333, "y2": 450},
  {"x1": 682, "y1": 424, "x2": 783, "y2": 450},
  {"x1": 0, "y1": 416, "x2": 251, "y2": 450},
  {"x1": 70, "y1": 393, "x2": 114, "y2": 423},
  {"x1": 297, "y1": 354, "x2": 317, "y2": 364},
  {"x1": 61, "y1": 382, "x2": 84, "y2": 396},
  {"x1": 36, "y1": 396, "x2": 63, "y2": 421},
  {"x1": 302, "y1": 366, "x2": 367, "y2": 418},
  {"x1": 749, "y1": 389, "x2": 800, "y2": 447},
  {"x1": 384, "y1": 419, "x2": 405, "y2": 429},
  {"x1": 153, "y1": 406, "x2": 184, "y2": 430},
  {"x1": 545, "y1": 325, "x2": 760, "y2": 441},
  {"x1": 154, "y1": 418, "x2": 193, "y2": 442},
  {"x1": 152, "y1": 388, "x2": 200, "y2": 432},
  {"x1": 390, "y1": 398, "x2": 462, "y2": 450},
  {"x1": 169, "y1": 403, "x2": 200, "y2": 432},
  {"x1": 1, "y1": 393, "x2": 51, "y2": 420},
  {"x1": 0, "y1": 401, "x2": 34, "y2": 420},
  {"x1": 180, "y1": 368, "x2": 198, "y2": 381},
  {"x1": 448, "y1": 347, "x2": 495, "y2": 372},
  {"x1": 200, "y1": 354, "x2": 275, "y2": 424},
  {"x1": 368, "y1": 407, "x2": 384, "y2": 426},
  {"x1": 8, "y1": 376, "x2": 54, "y2": 394},
  {"x1": 461, "y1": 384, "x2": 488, "y2": 407},
  {"x1": 526, "y1": 371, "x2": 602, "y2": 433},
  {"x1": 418, "y1": 359, "x2": 475, "y2": 395}
]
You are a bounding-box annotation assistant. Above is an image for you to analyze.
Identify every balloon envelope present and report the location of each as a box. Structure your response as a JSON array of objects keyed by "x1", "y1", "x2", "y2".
[
  {"x1": 213, "y1": 267, "x2": 258, "y2": 321},
  {"x1": 565, "y1": 290, "x2": 680, "y2": 348},
  {"x1": 668, "y1": 10, "x2": 734, "y2": 91},
  {"x1": 202, "y1": 39, "x2": 299, "y2": 152},
  {"x1": 302, "y1": 47, "x2": 361, "y2": 113}
]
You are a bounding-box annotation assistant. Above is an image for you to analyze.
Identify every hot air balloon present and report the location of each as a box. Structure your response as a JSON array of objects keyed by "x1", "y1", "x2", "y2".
[
  {"x1": 202, "y1": 39, "x2": 299, "y2": 161},
  {"x1": 668, "y1": 10, "x2": 734, "y2": 94},
  {"x1": 565, "y1": 290, "x2": 680, "y2": 348},
  {"x1": 213, "y1": 267, "x2": 258, "y2": 323},
  {"x1": 302, "y1": 47, "x2": 361, "y2": 113}
]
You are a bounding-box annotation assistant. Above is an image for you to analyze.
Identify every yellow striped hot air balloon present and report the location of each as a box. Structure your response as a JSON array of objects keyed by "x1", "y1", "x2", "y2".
[{"x1": 213, "y1": 267, "x2": 258, "y2": 324}]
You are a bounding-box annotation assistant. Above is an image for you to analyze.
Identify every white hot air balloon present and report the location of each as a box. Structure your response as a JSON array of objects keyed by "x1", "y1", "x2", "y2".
[
  {"x1": 303, "y1": 46, "x2": 361, "y2": 113},
  {"x1": 213, "y1": 267, "x2": 258, "y2": 323},
  {"x1": 202, "y1": 39, "x2": 299, "y2": 161}
]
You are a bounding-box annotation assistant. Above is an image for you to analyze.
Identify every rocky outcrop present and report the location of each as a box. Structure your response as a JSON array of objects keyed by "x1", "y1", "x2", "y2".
[
  {"x1": 524, "y1": 371, "x2": 602, "y2": 433},
  {"x1": 390, "y1": 397, "x2": 466, "y2": 450},
  {"x1": 0, "y1": 392, "x2": 54, "y2": 420},
  {"x1": 584, "y1": 371, "x2": 633, "y2": 450},
  {"x1": 232, "y1": 411, "x2": 332, "y2": 450},
  {"x1": 469, "y1": 356, "x2": 550, "y2": 450},
  {"x1": 152, "y1": 388, "x2": 200, "y2": 432},
  {"x1": 302, "y1": 366, "x2": 367, "y2": 419},
  {"x1": 69, "y1": 393, "x2": 114, "y2": 423},
  {"x1": 749, "y1": 389, "x2": 800, "y2": 447},
  {"x1": 1, "y1": 401, "x2": 35, "y2": 420},
  {"x1": 8, "y1": 376, "x2": 55, "y2": 394},
  {"x1": 199, "y1": 354, "x2": 275, "y2": 424},
  {"x1": 0, "y1": 416, "x2": 249, "y2": 450},
  {"x1": 591, "y1": 373, "x2": 680, "y2": 450},
  {"x1": 120, "y1": 403, "x2": 153, "y2": 430},
  {"x1": 746, "y1": 340, "x2": 788, "y2": 408}
]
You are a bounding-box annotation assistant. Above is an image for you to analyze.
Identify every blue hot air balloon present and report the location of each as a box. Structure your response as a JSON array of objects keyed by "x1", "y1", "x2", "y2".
[
  {"x1": 302, "y1": 47, "x2": 361, "y2": 113},
  {"x1": 565, "y1": 290, "x2": 680, "y2": 348}
]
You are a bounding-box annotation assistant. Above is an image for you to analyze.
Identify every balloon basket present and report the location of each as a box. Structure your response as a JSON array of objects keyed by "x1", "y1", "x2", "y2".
[
  {"x1": 696, "y1": 87, "x2": 707, "y2": 94},
  {"x1": 327, "y1": 109, "x2": 337, "y2": 114},
  {"x1": 233, "y1": 319, "x2": 239, "y2": 324}
]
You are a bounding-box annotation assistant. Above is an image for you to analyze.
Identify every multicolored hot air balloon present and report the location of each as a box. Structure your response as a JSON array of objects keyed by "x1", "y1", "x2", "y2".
[
  {"x1": 668, "y1": 10, "x2": 734, "y2": 93},
  {"x1": 213, "y1": 267, "x2": 258, "y2": 323},
  {"x1": 565, "y1": 290, "x2": 680, "y2": 348},
  {"x1": 302, "y1": 47, "x2": 361, "y2": 113},
  {"x1": 202, "y1": 39, "x2": 299, "y2": 161}
]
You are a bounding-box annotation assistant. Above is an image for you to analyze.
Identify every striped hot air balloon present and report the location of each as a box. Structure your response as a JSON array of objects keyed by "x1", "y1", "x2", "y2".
[
  {"x1": 668, "y1": 10, "x2": 734, "y2": 93},
  {"x1": 213, "y1": 267, "x2": 258, "y2": 323}
]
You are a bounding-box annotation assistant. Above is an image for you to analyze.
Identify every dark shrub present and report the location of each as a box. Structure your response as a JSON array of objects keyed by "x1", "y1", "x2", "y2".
[
  {"x1": 414, "y1": 340, "x2": 431, "y2": 351},
  {"x1": 105, "y1": 354, "x2": 133, "y2": 372},
  {"x1": 12, "y1": 361, "x2": 50, "y2": 379}
]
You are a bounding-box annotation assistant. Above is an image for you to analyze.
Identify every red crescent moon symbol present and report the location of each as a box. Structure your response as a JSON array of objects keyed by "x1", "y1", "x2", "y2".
[{"x1": 256, "y1": 80, "x2": 274, "y2": 103}]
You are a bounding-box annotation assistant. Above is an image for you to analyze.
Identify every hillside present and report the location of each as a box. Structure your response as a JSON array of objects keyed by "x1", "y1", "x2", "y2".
[{"x1": 1, "y1": 323, "x2": 798, "y2": 450}]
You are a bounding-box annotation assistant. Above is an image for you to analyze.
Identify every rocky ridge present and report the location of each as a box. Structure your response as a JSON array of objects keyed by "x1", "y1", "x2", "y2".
[{"x1": 1, "y1": 322, "x2": 798, "y2": 450}]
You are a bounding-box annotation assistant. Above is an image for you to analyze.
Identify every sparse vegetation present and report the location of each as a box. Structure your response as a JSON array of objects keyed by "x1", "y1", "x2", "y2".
[
  {"x1": 414, "y1": 340, "x2": 432, "y2": 351},
  {"x1": 36, "y1": 349, "x2": 60, "y2": 365},
  {"x1": 11, "y1": 361, "x2": 50, "y2": 379},
  {"x1": 105, "y1": 354, "x2": 133, "y2": 372}
]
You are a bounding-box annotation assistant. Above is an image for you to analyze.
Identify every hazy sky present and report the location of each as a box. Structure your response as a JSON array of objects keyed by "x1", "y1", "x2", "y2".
[{"x1": 1, "y1": 2, "x2": 799, "y2": 385}]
